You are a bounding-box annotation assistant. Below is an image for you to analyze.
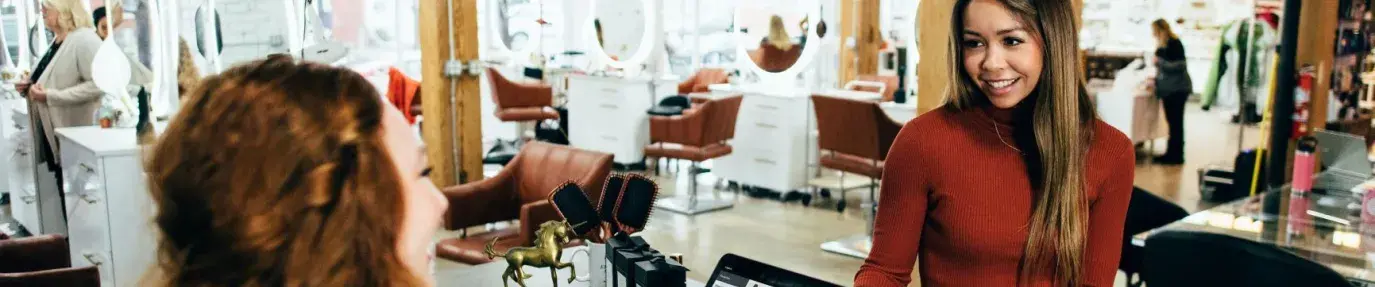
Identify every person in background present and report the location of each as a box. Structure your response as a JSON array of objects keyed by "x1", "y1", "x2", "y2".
[
  {"x1": 146, "y1": 55, "x2": 448, "y2": 286},
  {"x1": 92, "y1": 6, "x2": 119, "y2": 40},
  {"x1": 16, "y1": 0, "x2": 102, "y2": 182},
  {"x1": 854, "y1": 0, "x2": 1134, "y2": 286},
  {"x1": 764, "y1": 15, "x2": 794, "y2": 51},
  {"x1": 1152, "y1": 18, "x2": 1192, "y2": 165}
]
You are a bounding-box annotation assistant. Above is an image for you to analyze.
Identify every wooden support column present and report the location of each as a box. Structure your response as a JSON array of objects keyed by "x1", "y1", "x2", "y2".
[
  {"x1": 839, "y1": 0, "x2": 857, "y2": 85},
  {"x1": 1296, "y1": 0, "x2": 1337, "y2": 133},
  {"x1": 915, "y1": 0, "x2": 953, "y2": 114},
  {"x1": 856, "y1": 0, "x2": 880, "y2": 76},
  {"x1": 419, "y1": 0, "x2": 482, "y2": 187}
]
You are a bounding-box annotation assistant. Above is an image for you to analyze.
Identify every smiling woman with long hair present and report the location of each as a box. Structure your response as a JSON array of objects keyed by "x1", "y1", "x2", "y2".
[
  {"x1": 146, "y1": 55, "x2": 448, "y2": 286},
  {"x1": 854, "y1": 0, "x2": 1134, "y2": 286}
]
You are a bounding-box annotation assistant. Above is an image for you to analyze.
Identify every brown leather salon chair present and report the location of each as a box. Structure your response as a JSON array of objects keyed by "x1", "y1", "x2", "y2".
[
  {"x1": 677, "y1": 68, "x2": 730, "y2": 95},
  {"x1": 435, "y1": 141, "x2": 613, "y2": 264},
  {"x1": 645, "y1": 95, "x2": 743, "y2": 215},
  {"x1": 813, "y1": 95, "x2": 901, "y2": 259},
  {"x1": 851, "y1": 74, "x2": 900, "y2": 102},
  {"x1": 812, "y1": 95, "x2": 900, "y2": 212},
  {"x1": 0, "y1": 234, "x2": 100, "y2": 286},
  {"x1": 486, "y1": 67, "x2": 559, "y2": 138}
]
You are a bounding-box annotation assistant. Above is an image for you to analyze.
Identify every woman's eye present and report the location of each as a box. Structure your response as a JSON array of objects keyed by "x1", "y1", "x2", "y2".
[
  {"x1": 420, "y1": 167, "x2": 433, "y2": 178},
  {"x1": 962, "y1": 39, "x2": 984, "y2": 48},
  {"x1": 1002, "y1": 37, "x2": 1024, "y2": 46}
]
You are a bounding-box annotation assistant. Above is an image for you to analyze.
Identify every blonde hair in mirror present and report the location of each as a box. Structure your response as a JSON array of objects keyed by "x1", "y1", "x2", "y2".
[
  {"x1": 945, "y1": 0, "x2": 1097, "y2": 286},
  {"x1": 767, "y1": 15, "x2": 793, "y2": 50}
]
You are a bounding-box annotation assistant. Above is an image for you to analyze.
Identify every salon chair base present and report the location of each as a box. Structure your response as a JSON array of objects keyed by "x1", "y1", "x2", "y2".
[
  {"x1": 820, "y1": 234, "x2": 872, "y2": 259},
  {"x1": 655, "y1": 196, "x2": 734, "y2": 215}
]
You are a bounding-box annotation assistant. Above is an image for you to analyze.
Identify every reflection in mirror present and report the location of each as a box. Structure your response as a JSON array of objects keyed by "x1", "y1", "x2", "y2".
[
  {"x1": 0, "y1": 2, "x2": 20, "y2": 68},
  {"x1": 743, "y1": 11, "x2": 806, "y2": 73},
  {"x1": 193, "y1": 4, "x2": 221, "y2": 60},
  {"x1": 193, "y1": 0, "x2": 290, "y2": 70},
  {"x1": 490, "y1": 0, "x2": 534, "y2": 52},
  {"x1": 592, "y1": 0, "x2": 645, "y2": 61}
]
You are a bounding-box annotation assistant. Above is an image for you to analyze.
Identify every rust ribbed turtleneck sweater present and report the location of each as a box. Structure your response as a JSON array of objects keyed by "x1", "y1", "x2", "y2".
[{"x1": 854, "y1": 106, "x2": 1135, "y2": 287}]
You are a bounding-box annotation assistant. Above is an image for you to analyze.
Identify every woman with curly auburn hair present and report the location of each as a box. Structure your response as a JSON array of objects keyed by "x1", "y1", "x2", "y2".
[{"x1": 145, "y1": 54, "x2": 448, "y2": 286}]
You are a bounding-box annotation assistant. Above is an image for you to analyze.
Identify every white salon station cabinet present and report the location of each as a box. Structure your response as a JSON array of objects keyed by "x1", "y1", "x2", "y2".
[
  {"x1": 566, "y1": 74, "x2": 678, "y2": 165},
  {"x1": 55, "y1": 126, "x2": 159, "y2": 287}
]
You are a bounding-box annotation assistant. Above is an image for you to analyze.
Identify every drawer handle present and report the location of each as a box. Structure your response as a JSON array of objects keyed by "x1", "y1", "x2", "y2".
[
  {"x1": 754, "y1": 158, "x2": 776, "y2": 165},
  {"x1": 601, "y1": 88, "x2": 618, "y2": 93},
  {"x1": 80, "y1": 193, "x2": 100, "y2": 204},
  {"x1": 599, "y1": 104, "x2": 619, "y2": 109},
  {"x1": 600, "y1": 135, "x2": 617, "y2": 141},
  {"x1": 82, "y1": 252, "x2": 104, "y2": 266},
  {"x1": 755, "y1": 123, "x2": 777, "y2": 129},
  {"x1": 757, "y1": 105, "x2": 779, "y2": 110}
]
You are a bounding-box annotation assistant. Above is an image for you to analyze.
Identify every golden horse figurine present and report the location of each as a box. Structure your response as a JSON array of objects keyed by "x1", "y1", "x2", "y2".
[{"x1": 484, "y1": 221, "x2": 583, "y2": 287}]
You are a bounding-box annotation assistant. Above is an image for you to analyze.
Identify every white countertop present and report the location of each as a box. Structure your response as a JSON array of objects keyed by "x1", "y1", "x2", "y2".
[
  {"x1": 55, "y1": 122, "x2": 167, "y2": 157},
  {"x1": 570, "y1": 73, "x2": 678, "y2": 83},
  {"x1": 815, "y1": 89, "x2": 883, "y2": 101}
]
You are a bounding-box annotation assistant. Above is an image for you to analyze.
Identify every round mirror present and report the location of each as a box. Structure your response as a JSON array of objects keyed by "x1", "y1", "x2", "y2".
[
  {"x1": 193, "y1": 4, "x2": 221, "y2": 59},
  {"x1": 734, "y1": 0, "x2": 818, "y2": 82},
  {"x1": 587, "y1": 0, "x2": 653, "y2": 69},
  {"x1": 488, "y1": 0, "x2": 538, "y2": 54},
  {"x1": 194, "y1": 0, "x2": 292, "y2": 71}
]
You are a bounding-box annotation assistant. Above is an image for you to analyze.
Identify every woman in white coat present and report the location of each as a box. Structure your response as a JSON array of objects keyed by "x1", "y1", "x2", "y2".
[{"x1": 16, "y1": 0, "x2": 103, "y2": 174}]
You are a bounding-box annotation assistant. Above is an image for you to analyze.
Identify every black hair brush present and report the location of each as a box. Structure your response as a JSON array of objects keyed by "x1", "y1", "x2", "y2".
[
  {"x1": 598, "y1": 174, "x2": 629, "y2": 231},
  {"x1": 547, "y1": 181, "x2": 601, "y2": 238},
  {"x1": 614, "y1": 173, "x2": 660, "y2": 234}
]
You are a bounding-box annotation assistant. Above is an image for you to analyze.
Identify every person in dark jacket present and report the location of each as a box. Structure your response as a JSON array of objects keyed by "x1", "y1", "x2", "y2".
[{"x1": 1152, "y1": 19, "x2": 1192, "y2": 164}]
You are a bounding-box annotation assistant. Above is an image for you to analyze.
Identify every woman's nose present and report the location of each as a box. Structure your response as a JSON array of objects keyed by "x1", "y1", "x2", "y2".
[{"x1": 981, "y1": 48, "x2": 1008, "y2": 72}]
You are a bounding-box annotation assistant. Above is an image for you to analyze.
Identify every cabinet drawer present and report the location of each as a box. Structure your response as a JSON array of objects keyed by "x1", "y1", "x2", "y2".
[
  {"x1": 71, "y1": 249, "x2": 115, "y2": 285},
  {"x1": 67, "y1": 188, "x2": 113, "y2": 285},
  {"x1": 59, "y1": 142, "x2": 104, "y2": 195}
]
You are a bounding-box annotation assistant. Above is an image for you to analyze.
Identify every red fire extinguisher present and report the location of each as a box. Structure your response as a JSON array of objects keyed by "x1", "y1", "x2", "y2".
[{"x1": 1293, "y1": 66, "x2": 1315, "y2": 139}]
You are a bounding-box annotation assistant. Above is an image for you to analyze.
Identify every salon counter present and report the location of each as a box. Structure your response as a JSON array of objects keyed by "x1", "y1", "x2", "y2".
[
  {"x1": 693, "y1": 85, "x2": 909, "y2": 192},
  {"x1": 437, "y1": 246, "x2": 706, "y2": 286},
  {"x1": 54, "y1": 126, "x2": 160, "y2": 287},
  {"x1": 566, "y1": 74, "x2": 677, "y2": 164}
]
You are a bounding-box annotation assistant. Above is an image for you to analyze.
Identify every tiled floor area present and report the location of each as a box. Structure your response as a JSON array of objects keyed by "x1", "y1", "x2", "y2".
[{"x1": 0, "y1": 102, "x2": 1263, "y2": 286}]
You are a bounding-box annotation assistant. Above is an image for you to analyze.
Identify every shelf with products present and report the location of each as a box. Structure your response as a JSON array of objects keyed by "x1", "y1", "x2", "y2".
[{"x1": 1333, "y1": 0, "x2": 1374, "y2": 119}]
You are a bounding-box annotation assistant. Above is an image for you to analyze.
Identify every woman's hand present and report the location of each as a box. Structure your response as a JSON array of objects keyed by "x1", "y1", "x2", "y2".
[
  {"x1": 15, "y1": 79, "x2": 30, "y2": 96},
  {"x1": 29, "y1": 84, "x2": 47, "y2": 102}
]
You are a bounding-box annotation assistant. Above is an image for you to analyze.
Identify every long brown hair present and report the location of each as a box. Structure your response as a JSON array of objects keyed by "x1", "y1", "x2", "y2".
[
  {"x1": 946, "y1": 0, "x2": 1096, "y2": 285},
  {"x1": 1151, "y1": 19, "x2": 1178, "y2": 48},
  {"x1": 146, "y1": 55, "x2": 424, "y2": 286}
]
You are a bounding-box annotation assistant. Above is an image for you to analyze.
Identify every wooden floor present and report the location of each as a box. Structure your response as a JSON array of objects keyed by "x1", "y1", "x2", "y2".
[{"x1": 436, "y1": 102, "x2": 1264, "y2": 286}]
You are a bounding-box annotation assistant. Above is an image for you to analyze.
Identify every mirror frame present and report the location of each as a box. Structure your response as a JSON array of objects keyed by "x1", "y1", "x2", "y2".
[
  {"x1": 732, "y1": 0, "x2": 820, "y2": 84},
  {"x1": 486, "y1": 0, "x2": 537, "y2": 57},
  {"x1": 584, "y1": 0, "x2": 655, "y2": 70}
]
